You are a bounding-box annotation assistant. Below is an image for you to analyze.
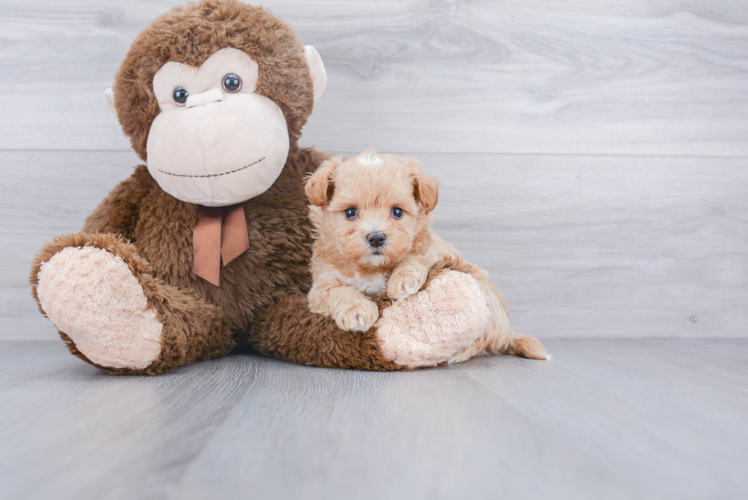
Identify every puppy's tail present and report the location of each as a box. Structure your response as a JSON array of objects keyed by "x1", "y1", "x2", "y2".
[{"x1": 503, "y1": 330, "x2": 551, "y2": 360}]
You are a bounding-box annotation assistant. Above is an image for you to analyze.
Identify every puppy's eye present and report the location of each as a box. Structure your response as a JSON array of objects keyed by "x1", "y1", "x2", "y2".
[
  {"x1": 344, "y1": 207, "x2": 358, "y2": 220},
  {"x1": 391, "y1": 207, "x2": 404, "y2": 219},
  {"x1": 222, "y1": 73, "x2": 242, "y2": 93},
  {"x1": 173, "y1": 87, "x2": 189, "y2": 106}
]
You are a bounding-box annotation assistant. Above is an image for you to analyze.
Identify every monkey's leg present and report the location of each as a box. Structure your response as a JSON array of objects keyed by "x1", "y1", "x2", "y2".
[
  {"x1": 250, "y1": 261, "x2": 491, "y2": 370},
  {"x1": 30, "y1": 233, "x2": 234, "y2": 375}
]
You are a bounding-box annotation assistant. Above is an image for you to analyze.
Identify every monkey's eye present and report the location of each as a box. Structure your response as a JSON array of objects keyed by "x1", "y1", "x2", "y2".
[
  {"x1": 344, "y1": 207, "x2": 358, "y2": 220},
  {"x1": 222, "y1": 73, "x2": 242, "y2": 93},
  {"x1": 173, "y1": 87, "x2": 189, "y2": 106},
  {"x1": 391, "y1": 207, "x2": 404, "y2": 219}
]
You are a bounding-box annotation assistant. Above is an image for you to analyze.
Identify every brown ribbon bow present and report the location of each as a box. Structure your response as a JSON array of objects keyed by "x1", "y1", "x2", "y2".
[{"x1": 193, "y1": 204, "x2": 250, "y2": 286}]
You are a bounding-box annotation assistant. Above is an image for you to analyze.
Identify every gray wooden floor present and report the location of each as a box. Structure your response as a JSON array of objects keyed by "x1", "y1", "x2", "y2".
[
  {"x1": 2, "y1": 2, "x2": 748, "y2": 499},
  {"x1": 1, "y1": 338, "x2": 747, "y2": 500}
]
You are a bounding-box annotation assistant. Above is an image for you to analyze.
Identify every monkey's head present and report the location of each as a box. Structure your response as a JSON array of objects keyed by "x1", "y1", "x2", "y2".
[{"x1": 108, "y1": 0, "x2": 327, "y2": 207}]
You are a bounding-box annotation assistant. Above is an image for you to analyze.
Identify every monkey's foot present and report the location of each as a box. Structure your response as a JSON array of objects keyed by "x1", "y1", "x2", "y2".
[
  {"x1": 36, "y1": 246, "x2": 163, "y2": 370},
  {"x1": 375, "y1": 269, "x2": 489, "y2": 367}
]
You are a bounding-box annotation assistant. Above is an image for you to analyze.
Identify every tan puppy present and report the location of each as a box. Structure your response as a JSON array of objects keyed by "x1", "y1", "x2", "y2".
[{"x1": 305, "y1": 151, "x2": 549, "y2": 363}]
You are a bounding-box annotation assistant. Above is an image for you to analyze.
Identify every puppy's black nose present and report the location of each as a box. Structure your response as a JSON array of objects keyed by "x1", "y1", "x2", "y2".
[{"x1": 367, "y1": 231, "x2": 386, "y2": 248}]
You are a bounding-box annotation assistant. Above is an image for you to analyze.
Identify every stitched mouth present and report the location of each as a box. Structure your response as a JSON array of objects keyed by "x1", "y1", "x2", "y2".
[{"x1": 157, "y1": 157, "x2": 265, "y2": 178}]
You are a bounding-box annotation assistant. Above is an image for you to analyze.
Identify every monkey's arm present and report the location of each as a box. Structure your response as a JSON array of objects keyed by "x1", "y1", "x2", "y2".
[
  {"x1": 308, "y1": 279, "x2": 379, "y2": 332},
  {"x1": 249, "y1": 258, "x2": 490, "y2": 370},
  {"x1": 249, "y1": 292, "x2": 406, "y2": 371},
  {"x1": 82, "y1": 166, "x2": 153, "y2": 239}
]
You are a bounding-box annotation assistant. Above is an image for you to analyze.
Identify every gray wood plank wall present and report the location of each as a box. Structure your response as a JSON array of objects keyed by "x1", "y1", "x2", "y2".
[{"x1": 1, "y1": 0, "x2": 746, "y2": 340}]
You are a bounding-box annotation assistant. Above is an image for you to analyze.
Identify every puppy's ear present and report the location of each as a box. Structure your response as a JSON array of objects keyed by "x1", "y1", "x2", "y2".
[
  {"x1": 409, "y1": 159, "x2": 439, "y2": 214},
  {"x1": 305, "y1": 156, "x2": 341, "y2": 206}
]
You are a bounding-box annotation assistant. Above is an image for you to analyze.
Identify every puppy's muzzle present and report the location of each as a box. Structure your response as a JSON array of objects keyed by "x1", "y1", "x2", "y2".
[{"x1": 367, "y1": 231, "x2": 386, "y2": 248}]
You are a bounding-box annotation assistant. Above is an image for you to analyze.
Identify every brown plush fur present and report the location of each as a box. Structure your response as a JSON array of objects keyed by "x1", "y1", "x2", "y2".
[
  {"x1": 28, "y1": 1, "x2": 420, "y2": 375},
  {"x1": 80, "y1": 150, "x2": 322, "y2": 332},
  {"x1": 113, "y1": 0, "x2": 314, "y2": 161},
  {"x1": 250, "y1": 293, "x2": 406, "y2": 371},
  {"x1": 30, "y1": 146, "x2": 327, "y2": 374},
  {"x1": 30, "y1": 1, "x2": 514, "y2": 375},
  {"x1": 30, "y1": 232, "x2": 234, "y2": 375},
  {"x1": 250, "y1": 256, "x2": 470, "y2": 371}
]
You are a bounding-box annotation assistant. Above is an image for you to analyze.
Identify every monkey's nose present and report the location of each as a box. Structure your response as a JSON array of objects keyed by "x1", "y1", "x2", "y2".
[
  {"x1": 367, "y1": 231, "x2": 386, "y2": 248},
  {"x1": 186, "y1": 88, "x2": 224, "y2": 108}
]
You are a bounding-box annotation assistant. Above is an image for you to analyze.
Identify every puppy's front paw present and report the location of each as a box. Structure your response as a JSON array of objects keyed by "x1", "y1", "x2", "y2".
[
  {"x1": 387, "y1": 265, "x2": 429, "y2": 300},
  {"x1": 334, "y1": 299, "x2": 379, "y2": 332}
]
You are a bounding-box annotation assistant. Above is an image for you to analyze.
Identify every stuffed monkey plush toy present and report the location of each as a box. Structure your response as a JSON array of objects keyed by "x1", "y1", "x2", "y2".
[{"x1": 29, "y1": 0, "x2": 491, "y2": 374}]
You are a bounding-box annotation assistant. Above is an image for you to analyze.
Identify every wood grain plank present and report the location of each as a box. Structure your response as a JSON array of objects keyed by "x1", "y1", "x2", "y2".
[
  {"x1": 1, "y1": 339, "x2": 746, "y2": 499},
  {"x1": 0, "y1": 340, "x2": 78, "y2": 392},
  {"x1": 0, "y1": 0, "x2": 747, "y2": 155},
  {"x1": 172, "y1": 352, "x2": 637, "y2": 500},
  {"x1": 459, "y1": 339, "x2": 748, "y2": 499},
  {"x1": 2, "y1": 150, "x2": 746, "y2": 340},
  {"x1": 0, "y1": 352, "x2": 262, "y2": 500}
]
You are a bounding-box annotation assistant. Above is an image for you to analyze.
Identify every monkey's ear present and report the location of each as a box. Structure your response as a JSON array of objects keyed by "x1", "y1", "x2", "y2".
[
  {"x1": 304, "y1": 46, "x2": 327, "y2": 104},
  {"x1": 305, "y1": 156, "x2": 340, "y2": 206},
  {"x1": 409, "y1": 160, "x2": 439, "y2": 214},
  {"x1": 105, "y1": 87, "x2": 116, "y2": 114}
]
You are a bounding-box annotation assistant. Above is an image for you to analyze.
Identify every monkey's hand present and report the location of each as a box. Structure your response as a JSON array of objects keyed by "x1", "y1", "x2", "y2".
[{"x1": 387, "y1": 262, "x2": 429, "y2": 301}]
